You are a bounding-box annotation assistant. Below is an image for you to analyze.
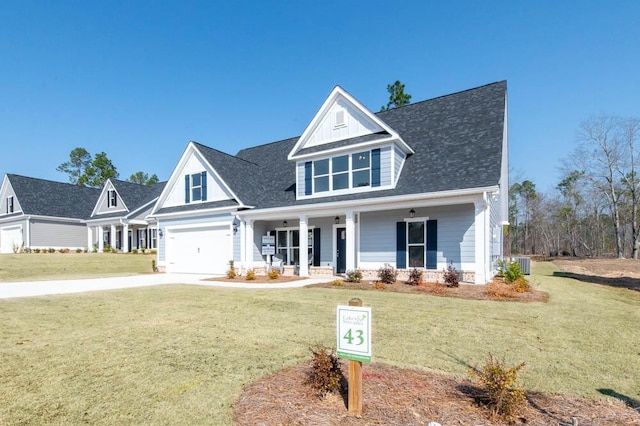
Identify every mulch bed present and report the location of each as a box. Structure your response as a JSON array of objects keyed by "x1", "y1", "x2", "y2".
[
  {"x1": 233, "y1": 362, "x2": 640, "y2": 425},
  {"x1": 202, "y1": 276, "x2": 306, "y2": 284},
  {"x1": 307, "y1": 280, "x2": 549, "y2": 303}
]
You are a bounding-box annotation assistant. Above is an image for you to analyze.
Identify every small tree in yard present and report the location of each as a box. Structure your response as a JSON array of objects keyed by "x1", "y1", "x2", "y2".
[
  {"x1": 306, "y1": 345, "x2": 343, "y2": 398},
  {"x1": 443, "y1": 263, "x2": 459, "y2": 287}
]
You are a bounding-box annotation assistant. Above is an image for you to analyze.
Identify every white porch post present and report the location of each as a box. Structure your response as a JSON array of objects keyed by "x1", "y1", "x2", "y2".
[
  {"x1": 98, "y1": 225, "x2": 104, "y2": 252},
  {"x1": 110, "y1": 224, "x2": 116, "y2": 250},
  {"x1": 122, "y1": 224, "x2": 129, "y2": 253},
  {"x1": 345, "y1": 211, "x2": 356, "y2": 272},
  {"x1": 245, "y1": 220, "x2": 254, "y2": 270},
  {"x1": 299, "y1": 215, "x2": 309, "y2": 277},
  {"x1": 474, "y1": 199, "x2": 488, "y2": 284},
  {"x1": 87, "y1": 227, "x2": 92, "y2": 250},
  {"x1": 239, "y1": 219, "x2": 246, "y2": 271}
]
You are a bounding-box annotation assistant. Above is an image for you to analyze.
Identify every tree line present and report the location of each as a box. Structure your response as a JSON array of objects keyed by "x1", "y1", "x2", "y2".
[
  {"x1": 509, "y1": 115, "x2": 640, "y2": 259},
  {"x1": 57, "y1": 147, "x2": 159, "y2": 187}
]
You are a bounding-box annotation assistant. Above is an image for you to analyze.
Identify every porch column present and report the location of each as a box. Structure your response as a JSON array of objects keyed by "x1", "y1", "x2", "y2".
[
  {"x1": 345, "y1": 211, "x2": 356, "y2": 272},
  {"x1": 87, "y1": 227, "x2": 92, "y2": 250},
  {"x1": 110, "y1": 224, "x2": 116, "y2": 251},
  {"x1": 474, "y1": 200, "x2": 488, "y2": 284},
  {"x1": 299, "y1": 215, "x2": 309, "y2": 277},
  {"x1": 245, "y1": 220, "x2": 254, "y2": 269},
  {"x1": 98, "y1": 225, "x2": 104, "y2": 252},
  {"x1": 122, "y1": 224, "x2": 129, "y2": 253},
  {"x1": 239, "y1": 219, "x2": 246, "y2": 270}
]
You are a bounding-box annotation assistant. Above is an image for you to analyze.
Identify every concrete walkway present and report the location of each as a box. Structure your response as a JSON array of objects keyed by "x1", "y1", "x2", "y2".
[{"x1": 0, "y1": 274, "x2": 336, "y2": 299}]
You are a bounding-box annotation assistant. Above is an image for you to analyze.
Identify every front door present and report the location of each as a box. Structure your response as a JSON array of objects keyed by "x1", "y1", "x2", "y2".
[{"x1": 336, "y1": 227, "x2": 346, "y2": 274}]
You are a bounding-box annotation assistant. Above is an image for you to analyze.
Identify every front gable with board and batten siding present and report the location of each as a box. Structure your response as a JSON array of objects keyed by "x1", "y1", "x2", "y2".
[
  {"x1": 91, "y1": 179, "x2": 128, "y2": 216},
  {"x1": 152, "y1": 142, "x2": 245, "y2": 216},
  {"x1": 288, "y1": 86, "x2": 413, "y2": 200}
]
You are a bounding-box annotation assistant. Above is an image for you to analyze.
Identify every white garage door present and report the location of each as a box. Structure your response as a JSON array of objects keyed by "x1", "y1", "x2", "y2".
[
  {"x1": 166, "y1": 225, "x2": 231, "y2": 274},
  {"x1": 1, "y1": 226, "x2": 23, "y2": 254}
]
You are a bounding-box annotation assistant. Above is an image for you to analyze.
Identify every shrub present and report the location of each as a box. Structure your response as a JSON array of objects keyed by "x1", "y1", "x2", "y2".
[
  {"x1": 373, "y1": 281, "x2": 387, "y2": 291},
  {"x1": 48, "y1": 248, "x2": 55, "y2": 253},
  {"x1": 150, "y1": 249, "x2": 157, "y2": 254},
  {"x1": 345, "y1": 269, "x2": 362, "y2": 283},
  {"x1": 470, "y1": 353, "x2": 526, "y2": 421},
  {"x1": 151, "y1": 259, "x2": 158, "y2": 273},
  {"x1": 512, "y1": 276, "x2": 531, "y2": 293},
  {"x1": 12, "y1": 243, "x2": 20, "y2": 254},
  {"x1": 33, "y1": 248, "x2": 41, "y2": 253},
  {"x1": 330, "y1": 279, "x2": 344, "y2": 286},
  {"x1": 246, "y1": 269, "x2": 256, "y2": 280},
  {"x1": 227, "y1": 260, "x2": 237, "y2": 279},
  {"x1": 131, "y1": 249, "x2": 138, "y2": 254},
  {"x1": 406, "y1": 268, "x2": 423, "y2": 286},
  {"x1": 377, "y1": 264, "x2": 397, "y2": 284},
  {"x1": 497, "y1": 260, "x2": 523, "y2": 283},
  {"x1": 443, "y1": 263, "x2": 460, "y2": 287},
  {"x1": 268, "y1": 269, "x2": 280, "y2": 280},
  {"x1": 103, "y1": 245, "x2": 111, "y2": 253},
  {"x1": 306, "y1": 345, "x2": 343, "y2": 398},
  {"x1": 59, "y1": 248, "x2": 69, "y2": 254},
  {"x1": 23, "y1": 247, "x2": 32, "y2": 254},
  {"x1": 75, "y1": 248, "x2": 82, "y2": 253}
]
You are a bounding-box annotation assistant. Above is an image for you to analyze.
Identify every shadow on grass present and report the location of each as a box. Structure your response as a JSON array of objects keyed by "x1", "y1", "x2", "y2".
[
  {"x1": 598, "y1": 388, "x2": 640, "y2": 409},
  {"x1": 552, "y1": 271, "x2": 640, "y2": 292}
]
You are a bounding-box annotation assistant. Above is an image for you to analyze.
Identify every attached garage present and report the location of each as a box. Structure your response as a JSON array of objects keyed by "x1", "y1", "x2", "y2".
[
  {"x1": 166, "y1": 225, "x2": 231, "y2": 274},
  {"x1": 1, "y1": 225, "x2": 23, "y2": 254}
]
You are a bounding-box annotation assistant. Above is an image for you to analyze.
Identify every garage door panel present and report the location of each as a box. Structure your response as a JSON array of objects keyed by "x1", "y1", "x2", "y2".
[
  {"x1": 1, "y1": 226, "x2": 23, "y2": 254},
  {"x1": 167, "y1": 226, "x2": 230, "y2": 274}
]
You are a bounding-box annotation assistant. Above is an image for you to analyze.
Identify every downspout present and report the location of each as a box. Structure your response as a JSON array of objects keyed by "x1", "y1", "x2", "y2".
[{"x1": 25, "y1": 216, "x2": 31, "y2": 249}]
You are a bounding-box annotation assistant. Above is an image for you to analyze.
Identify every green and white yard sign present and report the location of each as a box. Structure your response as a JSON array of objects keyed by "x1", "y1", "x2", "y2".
[{"x1": 336, "y1": 304, "x2": 372, "y2": 362}]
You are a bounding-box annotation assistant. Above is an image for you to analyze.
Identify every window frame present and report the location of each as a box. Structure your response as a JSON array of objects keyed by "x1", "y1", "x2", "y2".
[
  {"x1": 311, "y1": 150, "x2": 374, "y2": 194},
  {"x1": 407, "y1": 220, "x2": 426, "y2": 268},
  {"x1": 275, "y1": 227, "x2": 314, "y2": 266},
  {"x1": 191, "y1": 173, "x2": 203, "y2": 202},
  {"x1": 7, "y1": 196, "x2": 14, "y2": 214},
  {"x1": 107, "y1": 190, "x2": 117, "y2": 208}
]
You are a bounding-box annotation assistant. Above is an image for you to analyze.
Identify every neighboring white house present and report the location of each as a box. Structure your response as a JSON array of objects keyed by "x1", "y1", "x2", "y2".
[{"x1": 150, "y1": 81, "x2": 509, "y2": 283}]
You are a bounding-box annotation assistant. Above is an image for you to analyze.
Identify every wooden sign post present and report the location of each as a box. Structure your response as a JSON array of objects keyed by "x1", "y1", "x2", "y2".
[{"x1": 336, "y1": 297, "x2": 372, "y2": 418}]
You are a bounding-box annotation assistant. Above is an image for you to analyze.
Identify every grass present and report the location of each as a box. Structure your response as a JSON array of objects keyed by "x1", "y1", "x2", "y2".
[
  {"x1": 0, "y1": 253, "x2": 156, "y2": 282},
  {"x1": 0, "y1": 261, "x2": 639, "y2": 424}
]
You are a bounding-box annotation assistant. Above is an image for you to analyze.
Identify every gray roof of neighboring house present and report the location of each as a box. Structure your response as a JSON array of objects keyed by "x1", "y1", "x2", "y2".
[
  {"x1": 232, "y1": 81, "x2": 507, "y2": 209},
  {"x1": 109, "y1": 179, "x2": 166, "y2": 215},
  {"x1": 7, "y1": 174, "x2": 100, "y2": 219}
]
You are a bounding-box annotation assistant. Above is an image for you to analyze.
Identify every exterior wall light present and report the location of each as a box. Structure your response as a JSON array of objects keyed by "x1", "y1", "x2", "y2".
[
  {"x1": 409, "y1": 209, "x2": 415, "y2": 218},
  {"x1": 335, "y1": 216, "x2": 340, "y2": 224},
  {"x1": 283, "y1": 220, "x2": 288, "y2": 227},
  {"x1": 158, "y1": 229, "x2": 164, "y2": 238}
]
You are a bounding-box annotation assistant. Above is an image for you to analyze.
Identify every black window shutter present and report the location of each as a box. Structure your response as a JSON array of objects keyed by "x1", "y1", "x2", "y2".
[
  {"x1": 396, "y1": 221, "x2": 406, "y2": 269},
  {"x1": 304, "y1": 162, "x2": 312, "y2": 195},
  {"x1": 113, "y1": 192, "x2": 117, "y2": 207},
  {"x1": 201, "y1": 171, "x2": 207, "y2": 201},
  {"x1": 426, "y1": 219, "x2": 438, "y2": 269},
  {"x1": 185, "y1": 175, "x2": 190, "y2": 203},
  {"x1": 371, "y1": 148, "x2": 381, "y2": 187},
  {"x1": 313, "y1": 228, "x2": 321, "y2": 267}
]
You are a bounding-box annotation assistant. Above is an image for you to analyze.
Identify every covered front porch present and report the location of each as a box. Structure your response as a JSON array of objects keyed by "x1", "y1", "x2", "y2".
[{"x1": 86, "y1": 220, "x2": 158, "y2": 253}]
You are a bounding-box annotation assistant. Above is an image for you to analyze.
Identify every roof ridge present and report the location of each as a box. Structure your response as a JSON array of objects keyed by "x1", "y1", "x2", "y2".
[
  {"x1": 376, "y1": 80, "x2": 507, "y2": 113},
  {"x1": 191, "y1": 141, "x2": 261, "y2": 167},
  {"x1": 7, "y1": 173, "x2": 100, "y2": 190},
  {"x1": 236, "y1": 135, "x2": 299, "y2": 154}
]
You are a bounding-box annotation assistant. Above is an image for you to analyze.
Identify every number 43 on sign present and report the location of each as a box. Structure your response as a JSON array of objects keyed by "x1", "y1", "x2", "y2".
[{"x1": 336, "y1": 305, "x2": 372, "y2": 362}]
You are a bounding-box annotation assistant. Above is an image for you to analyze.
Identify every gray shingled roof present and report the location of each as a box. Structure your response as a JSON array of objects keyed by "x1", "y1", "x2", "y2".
[
  {"x1": 154, "y1": 199, "x2": 239, "y2": 215},
  {"x1": 7, "y1": 174, "x2": 100, "y2": 219},
  {"x1": 233, "y1": 81, "x2": 507, "y2": 209},
  {"x1": 108, "y1": 179, "x2": 166, "y2": 215},
  {"x1": 294, "y1": 132, "x2": 391, "y2": 156}
]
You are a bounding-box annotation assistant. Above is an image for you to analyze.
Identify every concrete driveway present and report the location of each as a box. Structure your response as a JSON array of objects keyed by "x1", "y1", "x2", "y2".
[{"x1": 0, "y1": 274, "x2": 333, "y2": 299}]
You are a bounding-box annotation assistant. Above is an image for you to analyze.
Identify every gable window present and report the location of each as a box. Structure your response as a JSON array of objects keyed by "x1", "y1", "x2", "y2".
[
  {"x1": 6, "y1": 196, "x2": 14, "y2": 214},
  {"x1": 107, "y1": 190, "x2": 117, "y2": 208},
  {"x1": 184, "y1": 171, "x2": 208, "y2": 203}
]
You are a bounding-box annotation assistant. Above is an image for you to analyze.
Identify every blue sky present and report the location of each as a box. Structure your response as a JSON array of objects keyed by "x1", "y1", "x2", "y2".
[{"x1": 1, "y1": 1, "x2": 638, "y2": 193}]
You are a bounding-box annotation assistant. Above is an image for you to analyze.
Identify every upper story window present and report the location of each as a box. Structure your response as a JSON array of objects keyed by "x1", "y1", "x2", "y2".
[
  {"x1": 6, "y1": 196, "x2": 14, "y2": 214},
  {"x1": 305, "y1": 148, "x2": 380, "y2": 195},
  {"x1": 185, "y1": 171, "x2": 208, "y2": 203},
  {"x1": 107, "y1": 190, "x2": 117, "y2": 208}
]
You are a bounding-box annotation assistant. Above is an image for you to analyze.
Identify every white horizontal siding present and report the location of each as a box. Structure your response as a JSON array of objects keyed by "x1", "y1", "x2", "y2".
[{"x1": 30, "y1": 219, "x2": 87, "y2": 248}]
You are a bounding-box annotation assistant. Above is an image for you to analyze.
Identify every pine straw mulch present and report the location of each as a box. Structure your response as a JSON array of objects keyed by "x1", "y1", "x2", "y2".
[
  {"x1": 233, "y1": 361, "x2": 640, "y2": 426},
  {"x1": 202, "y1": 275, "x2": 306, "y2": 283},
  {"x1": 306, "y1": 280, "x2": 549, "y2": 303}
]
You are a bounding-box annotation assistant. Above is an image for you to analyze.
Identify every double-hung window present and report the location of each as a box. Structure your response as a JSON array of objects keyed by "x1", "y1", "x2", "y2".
[
  {"x1": 276, "y1": 228, "x2": 314, "y2": 266},
  {"x1": 313, "y1": 160, "x2": 329, "y2": 193},
  {"x1": 407, "y1": 221, "x2": 425, "y2": 268},
  {"x1": 332, "y1": 155, "x2": 349, "y2": 190},
  {"x1": 7, "y1": 196, "x2": 14, "y2": 214},
  {"x1": 107, "y1": 190, "x2": 117, "y2": 208},
  {"x1": 351, "y1": 151, "x2": 371, "y2": 187},
  {"x1": 185, "y1": 171, "x2": 207, "y2": 203}
]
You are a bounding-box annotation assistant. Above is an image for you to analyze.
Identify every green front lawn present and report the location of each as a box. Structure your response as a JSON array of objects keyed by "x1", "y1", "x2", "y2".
[
  {"x1": 1, "y1": 261, "x2": 638, "y2": 424},
  {"x1": 0, "y1": 253, "x2": 155, "y2": 282}
]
